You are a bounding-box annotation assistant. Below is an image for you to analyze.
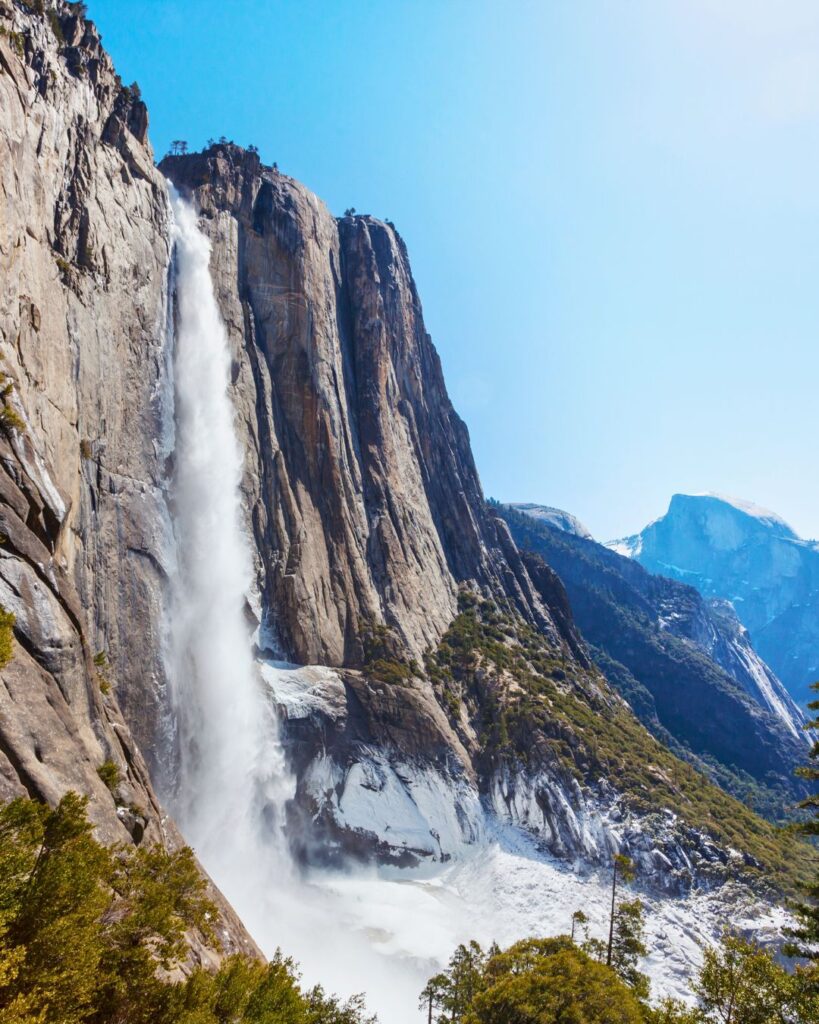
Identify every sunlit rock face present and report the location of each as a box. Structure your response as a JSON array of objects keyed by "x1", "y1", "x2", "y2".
[
  {"x1": 612, "y1": 493, "x2": 819, "y2": 705},
  {"x1": 160, "y1": 144, "x2": 558, "y2": 671},
  {"x1": 0, "y1": 1, "x2": 258, "y2": 959},
  {"x1": 0, "y1": 0, "x2": 172, "y2": 832}
]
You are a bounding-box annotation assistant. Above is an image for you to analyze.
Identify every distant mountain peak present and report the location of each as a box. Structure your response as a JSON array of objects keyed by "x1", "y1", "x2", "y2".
[
  {"x1": 669, "y1": 492, "x2": 800, "y2": 540},
  {"x1": 610, "y1": 492, "x2": 819, "y2": 703},
  {"x1": 506, "y1": 503, "x2": 593, "y2": 540}
]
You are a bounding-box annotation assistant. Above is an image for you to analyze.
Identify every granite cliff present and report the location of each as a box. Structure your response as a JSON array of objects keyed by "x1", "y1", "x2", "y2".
[
  {"x1": 0, "y1": 5, "x2": 814, "y2": 997},
  {"x1": 0, "y1": 0, "x2": 256, "y2": 960},
  {"x1": 160, "y1": 144, "x2": 555, "y2": 676}
]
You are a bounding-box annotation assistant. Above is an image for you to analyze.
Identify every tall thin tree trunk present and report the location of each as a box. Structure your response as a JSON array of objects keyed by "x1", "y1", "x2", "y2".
[{"x1": 606, "y1": 859, "x2": 618, "y2": 966}]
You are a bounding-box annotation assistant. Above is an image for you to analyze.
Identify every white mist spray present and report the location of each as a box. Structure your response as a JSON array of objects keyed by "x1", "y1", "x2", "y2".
[{"x1": 167, "y1": 189, "x2": 293, "y2": 885}]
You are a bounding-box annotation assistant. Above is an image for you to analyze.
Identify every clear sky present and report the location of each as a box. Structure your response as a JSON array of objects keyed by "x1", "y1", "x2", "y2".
[{"x1": 89, "y1": 0, "x2": 819, "y2": 541}]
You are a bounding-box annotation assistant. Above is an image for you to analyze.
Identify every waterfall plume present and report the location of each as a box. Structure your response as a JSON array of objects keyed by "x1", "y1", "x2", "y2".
[{"x1": 166, "y1": 188, "x2": 293, "y2": 883}]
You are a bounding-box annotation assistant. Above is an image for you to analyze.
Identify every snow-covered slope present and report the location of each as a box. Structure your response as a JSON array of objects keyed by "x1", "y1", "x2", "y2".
[
  {"x1": 610, "y1": 493, "x2": 819, "y2": 704},
  {"x1": 238, "y1": 658, "x2": 792, "y2": 1022}
]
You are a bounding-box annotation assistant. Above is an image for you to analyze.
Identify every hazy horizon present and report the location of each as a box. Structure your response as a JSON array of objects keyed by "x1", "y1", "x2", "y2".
[{"x1": 90, "y1": 0, "x2": 819, "y2": 541}]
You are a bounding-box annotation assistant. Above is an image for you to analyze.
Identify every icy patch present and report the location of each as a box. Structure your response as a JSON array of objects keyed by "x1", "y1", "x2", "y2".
[
  {"x1": 305, "y1": 752, "x2": 485, "y2": 860},
  {"x1": 241, "y1": 818, "x2": 787, "y2": 1024},
  {"x1": 607, "y1": 535, "x2": 642, "y2": 558},
  {"x1": 507, "y1": 503, "x2": 594, "y2": 540},
  {"x1": 732, "y1": 641, "x2": 804, "y2": 739},
  {"x1": 260, "y1": 660, "x2": 347, "y2": 722}
]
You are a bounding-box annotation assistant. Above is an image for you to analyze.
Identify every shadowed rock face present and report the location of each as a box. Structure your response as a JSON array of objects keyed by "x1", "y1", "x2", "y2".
[
  {"x1": 161, "y1": 145, "x2": 556, "y2": 668},
  {"x1": 499, "y1": 503, "x2": 808, "y2": 817}
]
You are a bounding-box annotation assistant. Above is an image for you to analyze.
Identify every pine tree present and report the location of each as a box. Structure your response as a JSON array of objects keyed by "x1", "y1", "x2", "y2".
[
  {"x1": 418, "y1": 973, "x2": 448, "y2": 1024},
  {"x1": 695, "y1": 934, "x2": 814, "y2": 1024},
  {"x1": 610, "y1": 898, "x2": 649, "y2": 1000},
  {"x1": 607, "y1": 853, "x2": 636, "y2": 967},
  {"x1": 785, "y1": 680, "x2": 819, "y2": 959}
]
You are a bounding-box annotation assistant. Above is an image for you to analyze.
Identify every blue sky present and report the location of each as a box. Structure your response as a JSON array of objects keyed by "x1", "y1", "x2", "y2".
[{"x1": 90, "y1": 1, "x2": 819, "y2": 541}]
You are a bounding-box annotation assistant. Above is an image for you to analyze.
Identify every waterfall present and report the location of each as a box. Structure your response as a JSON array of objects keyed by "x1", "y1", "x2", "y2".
[
  {"x1": 166, "y1": 189, "x2": 293, "y2": 894},
  {"x1": 164, "y1": 190, "x2": 489, "y2": 1024}
]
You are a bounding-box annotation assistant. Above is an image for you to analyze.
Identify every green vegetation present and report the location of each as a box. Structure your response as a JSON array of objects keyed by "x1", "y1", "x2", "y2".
[
  {"x1": 422, "y1": 931, "x2": 818, "y2": 1024},
  {"x1": 360, "y1": 620, "x2": 417, "y2": 685},
  {"x1": 0, "y1": 26, "x2": 25, "y2": 56},
  {"x1": 46, "y1": 9, "x2": 64, "y2": 45},
  {"x1": 93, "y1": 651, "x2": 112, "y2": 695},
  {"x1": 785, "y1": 681, "x2": 819, "y2": 958},
  {"x1": 425, "y1": 593, "x2": 819, "y2": 897},
  {"x1": 421, "y1": 936, "x2": 645, "y2": 1024},
  {"x1": 0, "y1": 379, "x2": 25, "y2": 436},
  {"x1": 0, "y1": 793, "x2": 374, "y2": 1024},
  {"x1": 0, "y1": 606, "x2": 14, "y2": 669},
  {"x1": 96, "y1": 761, "x2": 121, "y2": 793},
  {"x1": 55, "y1": 255, "x2": 72, "y2": 278}
]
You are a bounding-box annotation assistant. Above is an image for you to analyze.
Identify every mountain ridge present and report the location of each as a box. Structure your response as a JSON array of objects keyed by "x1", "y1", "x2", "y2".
[
  {"x1": 610, "y1": 493, "x2": 819, "y2": 704},
  {"x1": 500, "y1": 501, "x2": 808, "y2": 820}
]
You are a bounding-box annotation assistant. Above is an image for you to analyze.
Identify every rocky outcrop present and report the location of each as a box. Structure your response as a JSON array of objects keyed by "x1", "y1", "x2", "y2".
[
  {"x1": 508, "y1": 502, "x2": 593, "y2": 540},
  {"x1": 0, "y1": 0, "x2": 254, "y2": 960},
  {"x1": 161, "y1": 145, "x2": 557, "y2": 672},
  {"x1": 611, "y1": 493, "x2": 819, "y2": 705},
  {"x1": 264, "y1": 660, "x2": 770, "y2": 896}
]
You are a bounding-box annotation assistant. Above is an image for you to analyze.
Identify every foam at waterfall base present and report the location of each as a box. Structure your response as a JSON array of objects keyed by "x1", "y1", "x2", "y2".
[{"x1": 213, "y1": 812, "x2": 785, "y2": 1024}]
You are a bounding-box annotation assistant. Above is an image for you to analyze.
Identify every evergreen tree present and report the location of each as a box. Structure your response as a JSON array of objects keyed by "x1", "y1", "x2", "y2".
[
  {"x1": 607, "y1": 854, "x2": 636, "y2": 967},
  {"x1": 695, "y1": 933, "x2": 817, "y2": 1024},
  {"x1": 785, "y1": 680, "x2": 819, "y2": 959},
  {"x1": 610, "y1": 899, "x2": 649, "y2": 1000},
  {"x1": 465, "y1": 940, "x2": 644, "y2": 1024},
  {"x1": 418, "y1": 973, "x2": 448, "y2": 1024},
  {"x1": 0, "y1": 795, "x2": 375, "y2": 1024}
]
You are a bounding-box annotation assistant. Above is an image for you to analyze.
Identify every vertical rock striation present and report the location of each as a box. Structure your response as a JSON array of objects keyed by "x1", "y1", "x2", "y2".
[
  {"x1": 0, "y1": 0, "x2": 173, "y2": 829},
  {"x1": 161, "y1": 144, "x2": 555, "y2": 669},
  {"x1": 0, "y1": 0, "x2": 257, "y2": 957}
]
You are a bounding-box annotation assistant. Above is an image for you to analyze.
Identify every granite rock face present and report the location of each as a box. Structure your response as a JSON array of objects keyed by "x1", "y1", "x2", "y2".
[
  {"x1": 161, "y1": 145, "x2": 557, "y2": 671},
  {"x1": 0, "y1": 0, "x2": 170, "y2": 828},
  {"x1": 0, "y1": 0, "x2": 254, "y2": 960}
]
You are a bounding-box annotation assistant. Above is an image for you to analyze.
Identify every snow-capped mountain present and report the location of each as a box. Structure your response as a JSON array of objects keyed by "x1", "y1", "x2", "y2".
[
  {"x1": 499, "y1": 502, "x2": 808, "y2": 820},
  {"x1": 610, "y1": 493, "x2": 819, "y2": 705}
]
